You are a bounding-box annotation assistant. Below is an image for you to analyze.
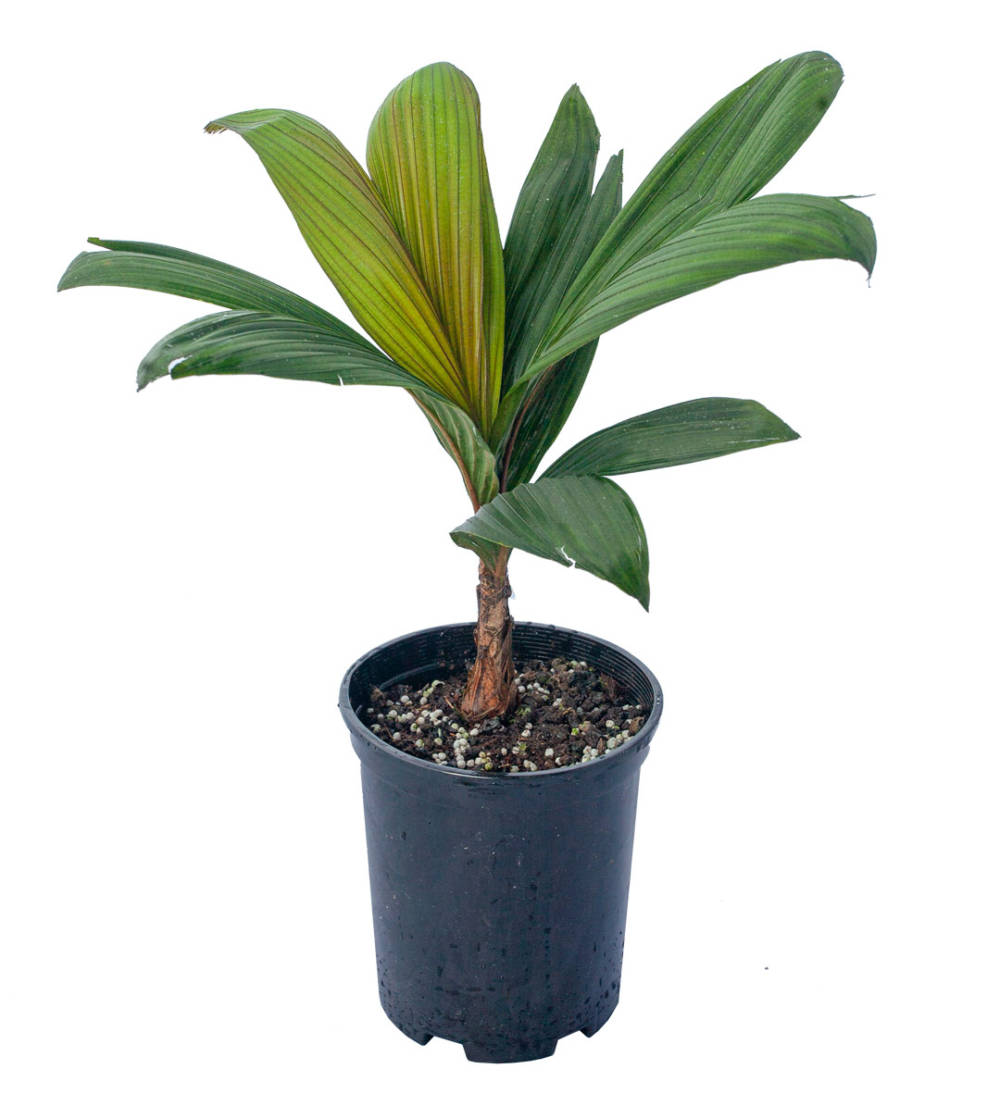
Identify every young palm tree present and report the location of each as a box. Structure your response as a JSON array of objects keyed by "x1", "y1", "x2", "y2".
[{"x1": 59, "y1": 52, "x2": 875, "y2": 722}]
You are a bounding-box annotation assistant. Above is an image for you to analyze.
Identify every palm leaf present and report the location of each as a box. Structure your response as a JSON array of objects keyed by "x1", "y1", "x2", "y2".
[
  {"x1": 137, "y1": 309, "x2": 446, "y2": 393},
  {"x1": 543, "y1": 397, "x2": 798, "y2": 477},
  {"x1": 527, "y1": 193, "x2": 875, "y2": 373},
  {"x1": 135, "y1": 310, "x2": 498, "y2": 506},
  {"x1": 451, "y1": 475, "x2": 649, "y2": 608},
  {"x1": 60, "y1": 239, "x2": 495, "y2": 503},
  {"x1": 556, "y1": 51, "x2": 847, "y2": 328},
  {"x1": 502, "y1": 152, "x2": 621, "y2": 400},
  {"x1": 410, "y1": 391, "x2": 499, "y2": 508},
  {"x1": 366, "y1": 62, "x2": 505, "y2": 433},
  {"x1": 495, "y1": 152, "x2": 624, "y2": 483},
  {"x1": 58, "y1": 238, "x2": 359, "y2": 336},
  {"x1": 499, "y1": 341, "x2": 599, "y2": 490},
  {"x1": 501, "y1": 85, "x2": 601, "y2": 395},
  {"x1": 204, "y1": 108, "x2": 469, "y2": 410}
]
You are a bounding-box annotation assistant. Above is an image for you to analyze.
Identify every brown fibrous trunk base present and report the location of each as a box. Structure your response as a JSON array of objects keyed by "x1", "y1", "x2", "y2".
[{"x1": 460, "y1": 554, "x2": 517, "y2": 723}]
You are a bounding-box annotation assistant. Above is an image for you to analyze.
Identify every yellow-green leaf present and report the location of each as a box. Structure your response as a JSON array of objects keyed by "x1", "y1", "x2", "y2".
[
  {"x1": 205, "y1": 108, "x2": 468, "y2": 410},
  {"x1": 366, "y1": 62, "x2": 505, "y2": 433}
]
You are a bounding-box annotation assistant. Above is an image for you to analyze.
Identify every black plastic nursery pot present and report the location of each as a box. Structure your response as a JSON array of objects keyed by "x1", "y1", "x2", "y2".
[{"x1": 339, "y1": 622, "x2": 663, "y2": 1063}]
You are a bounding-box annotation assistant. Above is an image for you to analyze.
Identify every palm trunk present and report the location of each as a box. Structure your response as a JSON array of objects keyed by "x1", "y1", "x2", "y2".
[{"x1": 460, "y1": 549, "x2": 517, "y2": 722}]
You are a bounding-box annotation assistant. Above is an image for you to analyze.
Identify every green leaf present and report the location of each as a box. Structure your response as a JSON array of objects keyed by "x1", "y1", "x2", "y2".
[
  {"x1": 504, "y1": 84, "x2": 600, "y2": 301},
  {"x1": 495, "y1": 152, "x2": 624, "y2": 483},
  {"x1": 530, "y1": 193, "x2": 876, "y2": 370},
  {"x1": 58, "y1": 238, "x2": 367, "y2": 339},
  {"x1": 137, "y1": 308, "x2": 498, "y2": 507},
  {"x1": 62, "y1": 239, "x2": 495, "y2": 505},
  {"x1": 556, "y1": 51, "x2": 847, "y2": 330},
  {"x1": 411, "y1": 391, "x2": 499, "y2": 508},
  {"x1": 510, "y1": 150, "x2": 623, "y2": 380},
  {"x1": 502, "y1": 84, "x2": 600, "y2": 395},
  {"x1": 499, "y1": 340, "x2": 598, "y2": 490},
  {"x1": 136, "y1": 309, "x2": 442, "y2": 393},
  {"x1": 366, "y1": 63, "x2": 505, "y2": 433},
  {"x1": 204, "y1": 108, "x2": 469, "y2": 410},
  {"x1": 543, "y1": 397, "x2": 798, "y2": 478},
  {"x1": 450, "y1": 475, "x2": 649, "y2": 608}
]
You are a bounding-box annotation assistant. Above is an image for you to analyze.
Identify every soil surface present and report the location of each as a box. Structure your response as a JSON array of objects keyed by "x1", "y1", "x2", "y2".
[{"x1": 363, "y1": 658, "x2": 647, "y2": 773}]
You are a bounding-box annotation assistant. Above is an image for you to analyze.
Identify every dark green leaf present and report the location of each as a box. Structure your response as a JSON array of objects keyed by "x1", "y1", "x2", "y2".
[
  {"x1": 499, "y1": 340, "x2": 598, "y2": 491},
  {"x1": 504, "y1": 85, "x2": 600, "y2": 303},
  {"x1": 136, "y1": 310, "x2": 439, "y2": 393},
  {"x1": 502, "y1": 85, "x2": 600, "y2": 396},
  {"x1": 502, "y1": 149, "x2": 623, "y2": 394},
  {"x1": 531, "y1": 193, "x2": 876, "y2": 370},
  {"x1": 450, "y1": 475, "x2": 649, "y2": 608},
  {"x1": 556, "y1": 51, "x2": 846, "y2": 330},
  {"x1": 543, "y1": 397, "x2": 798, "y2": 478},
  {"x1": 137, "y1": 309, "x2": 499, "y2": 508},
  {"x1": 58, "y1": 238, "x2": 362, "y2": 338},
  {"x1": 495, "y1": 152, "x2": 624, "y2": 480},
  {"x1": 64, "y1": 241, "x2": 495, "y2": 504}
]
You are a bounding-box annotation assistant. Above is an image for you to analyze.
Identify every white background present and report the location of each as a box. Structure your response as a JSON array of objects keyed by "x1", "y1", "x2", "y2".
[{"x1": 2, "y1": 1, "x2": 997, "y2": 1102}]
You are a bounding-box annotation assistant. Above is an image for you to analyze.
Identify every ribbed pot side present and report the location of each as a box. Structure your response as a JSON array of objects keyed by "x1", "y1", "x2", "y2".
[{"x1": 340, "y1": 622, "x2": 662, "y2": 1063}]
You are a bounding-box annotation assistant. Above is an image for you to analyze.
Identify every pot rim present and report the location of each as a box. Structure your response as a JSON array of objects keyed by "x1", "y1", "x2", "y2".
[{"x1": 339, "y1": 620, "x2": 663, "y2": 783}]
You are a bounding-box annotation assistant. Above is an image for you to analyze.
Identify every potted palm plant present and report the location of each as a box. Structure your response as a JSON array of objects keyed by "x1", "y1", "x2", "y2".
[{"x1": 59, "y1": 51, "x2": 874, "y2": 1062}]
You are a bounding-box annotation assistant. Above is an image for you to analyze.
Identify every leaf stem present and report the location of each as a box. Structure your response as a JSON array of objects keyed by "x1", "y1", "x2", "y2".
[
  {"x1": 498, "y1": 369, "x2": 549, "y2": 491},
  {"x1": 410, "y1": 392, "x2": 482, "y2": 510}
]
